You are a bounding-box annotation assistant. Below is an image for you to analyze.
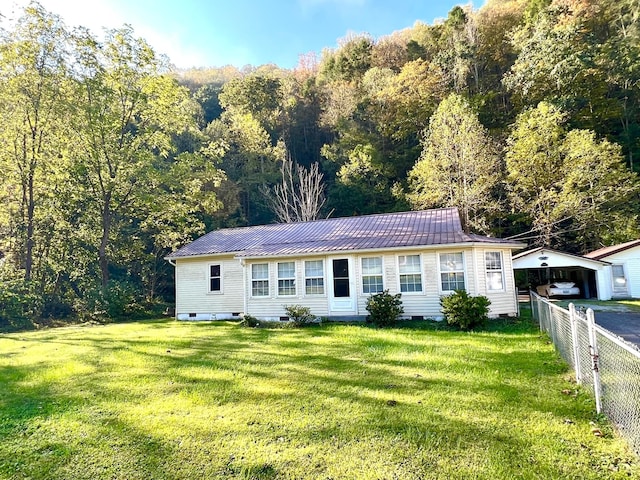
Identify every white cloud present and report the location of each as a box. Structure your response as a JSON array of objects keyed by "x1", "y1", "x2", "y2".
[{"x1": 7, "y1": 0, "x2": 208, "y2": 68}]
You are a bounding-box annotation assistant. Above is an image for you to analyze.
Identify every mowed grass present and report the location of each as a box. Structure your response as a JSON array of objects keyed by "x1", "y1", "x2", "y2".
[{"x1": 0, "y1": 318, "x2": 638, "y2": 479}]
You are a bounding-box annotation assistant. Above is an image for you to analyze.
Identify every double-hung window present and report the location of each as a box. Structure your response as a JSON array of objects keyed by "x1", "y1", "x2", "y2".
[
  {"x1": 485, "y1": 252, "x2": 504, "y2": 291},
  {"x1": 278, "y1": 262, "x2": 296, "y2": 296},
  {"x1": 398, "y1": 255, "x2": 422, "y2": 293},
  {"x1": 304, "y1": 260, "x2": 324, "y2": 295},
  {"x1": 361, "y1": 257, "x2": 384, "y2": 294},
  {"x1": 440, "y1": 252, "x2": 465, "y2": 291},
  {"x1": 251, "y1": 263, "x2": 269, "y2": 297},
  {"x1": 209, "y1": 264, "x2": 222, "y2": 293}
]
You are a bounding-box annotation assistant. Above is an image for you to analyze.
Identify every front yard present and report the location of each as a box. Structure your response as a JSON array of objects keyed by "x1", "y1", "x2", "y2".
[{"x1": 0, "y1": 318, "x2": 637, "y2": 479}]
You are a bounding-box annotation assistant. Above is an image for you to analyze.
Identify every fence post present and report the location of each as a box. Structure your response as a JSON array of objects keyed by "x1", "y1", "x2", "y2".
[
  {"x1": 569, "y1": 303, "x2": 582, "y2": 384},
  {"x1": 586, "y1": 308, "x2": 602, "y2": 414}
]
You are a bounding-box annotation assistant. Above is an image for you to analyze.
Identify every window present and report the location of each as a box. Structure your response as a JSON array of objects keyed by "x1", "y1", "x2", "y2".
[
  {"x1": 305, "y1": 260, "x2": 324, "y2": 295},
  {"x1": 612, "y1": 265, "x2": 628, "y2": 295},
  {"x1": 209, "y1": 264, "x2": 222, "y2": 292},
  {"x1": 278, "y1": 261, "x2": 296, "y2": 296},
  {"x1": 440, "y1": 252, "x2": 465, "y2": 291},
  {"x1": 332, "y1": 259, "x2": 350, "y2": 297},
  {"x1": 251, "y1": 263, "x2": 269, "y2": 297},
  {"x1": 398, "y1": 255, "x2": 422, "y2": 293},
  {"x1": 485, "y1": 252, "x2": 504, "y2": 291},
  {"x1": 362, "y1": 257, "x2": 383, "y2": 294}
]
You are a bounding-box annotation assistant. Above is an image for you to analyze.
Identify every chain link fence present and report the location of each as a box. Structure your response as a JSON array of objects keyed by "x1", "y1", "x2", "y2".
[{"x1": 531, "y1": 291, "x2": 640, "y2": 455}]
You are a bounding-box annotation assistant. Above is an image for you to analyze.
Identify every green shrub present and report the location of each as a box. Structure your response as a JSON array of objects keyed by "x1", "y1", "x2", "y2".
[
  {"x1": 284, "y1": 305, "x2": 316, "y2": 326},
  {"x1": 366, "y1": 290, "x2": 404, "y2": 327},
  {"x1": 440, "y1": 290, "x2": 491, "y2": 330},
  {"x1": 0, "y1": 279, "x2": 43, "y2": 331},
  {"x1": 82, "y1": 280, "x2": 141, "y2": 322},
  {"x1": 240, "y1": 314, "x2": 260, "y2": 328}
]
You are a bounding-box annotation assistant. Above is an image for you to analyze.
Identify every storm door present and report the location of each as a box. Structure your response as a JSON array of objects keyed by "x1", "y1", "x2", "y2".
[{"x1": 329, "y1": 258, "x2": 356, "y2": 313}]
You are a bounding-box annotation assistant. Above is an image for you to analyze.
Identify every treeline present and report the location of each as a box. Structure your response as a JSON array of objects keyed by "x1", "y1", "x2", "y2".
[{"x1": 1, "y1": 0, "x2": 639, "y2": 328}]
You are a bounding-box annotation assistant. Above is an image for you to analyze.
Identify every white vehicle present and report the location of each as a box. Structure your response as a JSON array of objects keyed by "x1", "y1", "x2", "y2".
[{"x1": 536, "y1": 281, "x2": 580, "y2": 298}]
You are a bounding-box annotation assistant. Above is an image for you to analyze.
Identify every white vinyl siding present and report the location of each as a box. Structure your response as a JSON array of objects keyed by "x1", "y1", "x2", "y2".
[
  {"x1": 278, "y1": 262, "x2": 296, "y2": 296},
  {"x1": 598, "y1": 246, "x2": 640, "y2": 299},
  {"x1": 175, "y1": 256, "x2": 243, "y2": 316},
  {"x1": 304, "y1": 260, "x2": 325, "y2": 295},
  {"x1": 361, "y1": 257, "x2": 384, "y2": 294},
  {"x1": 252, "y1": 263, "x2": 269, "y2": 297},
  {"x1": 398, "y1": 255, "x2": 423, "y2": 293},
  {"x1": 174, "y1": 247, "x2": 520, "y2": 322},
  {"x1": 440, "y1": 252, "x2": 465, "y2": 292},
  {"x1": 485, "y1": 252, "x2": 504, "y2": 291}
]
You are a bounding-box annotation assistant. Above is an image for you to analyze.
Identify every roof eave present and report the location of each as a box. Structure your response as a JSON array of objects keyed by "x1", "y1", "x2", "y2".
[{"x1": 232, "y1": 241, "x2": 526, "y2": 260}]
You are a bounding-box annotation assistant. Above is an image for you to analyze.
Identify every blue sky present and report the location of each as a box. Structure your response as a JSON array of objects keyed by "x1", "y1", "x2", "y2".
[{"x1": 8, "y1": 0, "x2": 474, "y2": 69}]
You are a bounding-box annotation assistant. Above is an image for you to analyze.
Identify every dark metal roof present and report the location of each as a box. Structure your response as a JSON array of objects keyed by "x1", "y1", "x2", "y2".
[
  {"x1": 167, "y1": 208, "x2": 523, "y2": 259},
  {"x1": 585, "y1": 239, "x2": 640, "y2": 260}
]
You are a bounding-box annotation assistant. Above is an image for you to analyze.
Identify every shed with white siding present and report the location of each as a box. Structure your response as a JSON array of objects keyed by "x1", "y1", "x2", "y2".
[
  {"x1": 165, "y1": 208, "x2": 525, "y2": 322},
  {"x1": 585, "y1": 240, "x2": 640, "y2": 299}
]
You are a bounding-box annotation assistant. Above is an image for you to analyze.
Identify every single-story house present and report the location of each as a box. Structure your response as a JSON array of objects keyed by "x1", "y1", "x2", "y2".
[
  {"x1": 511, "y1": 247, "x2": 611, "y2": 299},
  {"x1": 165, "y1": 208, "x2": 525, "y2": 321},
  {"x1": 585, "y1": 239, "x2": 640, "y2": 299}
]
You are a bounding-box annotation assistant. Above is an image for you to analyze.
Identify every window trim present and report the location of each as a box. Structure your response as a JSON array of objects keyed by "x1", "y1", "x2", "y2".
[
  {"x1": 208, "y1": 263, "x2": 223, "y2": 294},
  {"x1": 277, "y1": 261, "x2": 297, "y2": 297},
  {"x1": 361, "y1": 256, "x2": 384, "y2": 295},
  {"x1": 485, "y1": 251, "x2": 505, "y2": 292},
  {"x1": 438, "y1": 252, "x2": 466, "y2": 293},
  {"x1": 251, "y1": 263, "x2": 270, "y2": 298},
  {"x1": 304, "y1": 259, "x2": 325, "y2": 296},
  {"x1": 397, "y1": 254, "x2": 423, "y2": 294}
]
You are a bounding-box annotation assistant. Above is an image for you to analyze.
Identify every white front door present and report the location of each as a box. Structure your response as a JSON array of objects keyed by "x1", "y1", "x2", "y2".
[{"x1": 328, "y1": 257, "x2": 356, "y2": 313}]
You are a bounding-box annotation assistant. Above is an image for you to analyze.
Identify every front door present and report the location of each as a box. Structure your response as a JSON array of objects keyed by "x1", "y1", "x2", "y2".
[{"x1": 329, "y1": 257, "x2": 356, "y2": 313}]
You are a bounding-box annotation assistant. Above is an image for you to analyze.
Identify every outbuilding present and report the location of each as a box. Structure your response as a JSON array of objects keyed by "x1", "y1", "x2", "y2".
[
  {"x1": 511, "y1": 247, "x2": 611, "y2": 300},
  {"x1": 585, "y1": 239, "x2": 640, "y2": 299}
]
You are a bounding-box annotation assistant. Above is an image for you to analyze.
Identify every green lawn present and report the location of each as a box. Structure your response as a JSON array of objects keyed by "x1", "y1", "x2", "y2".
[{"x1": 0, "y1": 318, "x2": 637, "y2": 479}]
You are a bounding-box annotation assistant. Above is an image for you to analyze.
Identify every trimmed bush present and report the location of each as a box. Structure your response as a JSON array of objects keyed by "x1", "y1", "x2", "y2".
[
  {"x1": 440, "y1": 290, "x2": 491, "y2": 330},
  {"x1": 284, "y1": 305, "x2": 316, "y2": 326},
  {"x1": 366, "y1": 290, "x2": 404, "y2": 327}
]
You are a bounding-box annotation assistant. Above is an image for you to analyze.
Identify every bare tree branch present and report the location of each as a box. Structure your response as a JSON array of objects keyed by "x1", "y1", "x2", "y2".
[{"x1": 264, "y1": 156, "x2": 326, "y2": 223}]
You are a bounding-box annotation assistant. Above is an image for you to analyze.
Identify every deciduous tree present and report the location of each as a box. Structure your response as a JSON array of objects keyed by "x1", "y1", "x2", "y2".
[{"x1": 408, "y1": 94, "x2": 501, "y2": 232}]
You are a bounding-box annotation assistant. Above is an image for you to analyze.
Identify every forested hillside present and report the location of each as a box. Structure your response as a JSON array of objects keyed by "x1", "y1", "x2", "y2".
[{"x1": 1, "y1": 0, "x2": 639, "y2": 327}]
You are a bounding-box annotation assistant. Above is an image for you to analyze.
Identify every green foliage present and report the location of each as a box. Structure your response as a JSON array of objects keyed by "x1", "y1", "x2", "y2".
[
  {"x1": 0, "y1": 280, "x2": 43, "y2": 331},
  {"x1": 283, "y1": 304, "x2": 316, "y2": 326},
  {"x1": 2, "y1": 0, "x2": 640, "y2": 327},
  {"x1": 239, "y1": 314, "x2": 260, "y2": 328},
  {"x1": 81, "y1": 280, "x2": 142, "y2": 322},
  {"x1": 366, "y1": 290, "x2": 404, "y2": 327},
  {"x1": 408, "y1": 93, "x2": 501, "y2": 232},
  {"x1": 440, "y1": 289, "x2": 491, "y2": 330},
  {"x1": 505, "y1": 102, "x2": 640, "y2": 250}
]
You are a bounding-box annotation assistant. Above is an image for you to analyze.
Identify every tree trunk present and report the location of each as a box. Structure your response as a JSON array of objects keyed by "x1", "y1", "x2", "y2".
[
  {"x1": 25, "y1": 170, "x2": 35, "y2": 281},
  {"x1": 99, "y1": 193, "x2": 112, "y2": 289}
]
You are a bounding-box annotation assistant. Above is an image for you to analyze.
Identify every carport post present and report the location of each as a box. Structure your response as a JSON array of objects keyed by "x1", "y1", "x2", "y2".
[
  {"x1": 586, "y1": 309, "x2": 603, "y2": 414},
  {"x1": 569, "y1": 303, "x2": 582, "y2": 384}
]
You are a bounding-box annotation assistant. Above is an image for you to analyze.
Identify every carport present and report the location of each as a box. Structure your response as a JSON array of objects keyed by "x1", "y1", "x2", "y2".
[{"x1": 512, "y1": 247, "x2": 612, "y2": 300}]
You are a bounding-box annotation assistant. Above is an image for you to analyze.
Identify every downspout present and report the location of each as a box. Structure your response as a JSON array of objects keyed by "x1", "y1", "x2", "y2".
[
  {"x1": 167, "y1": 258, "x2": 177, "y2": 319},
  {"x1": 240, "y1": 258, "x2": 248, "y2": 317}
]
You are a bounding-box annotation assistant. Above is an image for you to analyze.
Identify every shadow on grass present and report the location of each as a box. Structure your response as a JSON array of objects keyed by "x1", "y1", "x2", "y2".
[{"x1": 0, "y1": 318, "x2": 634, "y2": 479}]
